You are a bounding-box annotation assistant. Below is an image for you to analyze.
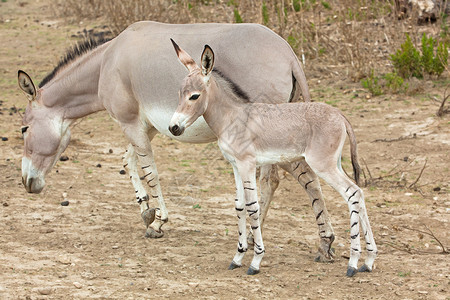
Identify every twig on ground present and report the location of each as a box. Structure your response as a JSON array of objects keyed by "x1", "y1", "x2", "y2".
[
  {"x1": 401, "y1": 225, "x2": 448, "y2": 254},
  {"x1": 408, "y1": 159, "x2": 427, "y2": 189},
  {"x1": 373, "y1": 133, "x2": 417, "y2": 143},
  {"x1": 436, "y1": 86, "x2": 449, "y2": 117}
]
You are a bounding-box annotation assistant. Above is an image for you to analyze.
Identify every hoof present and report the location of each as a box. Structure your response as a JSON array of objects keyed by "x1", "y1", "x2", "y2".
[
  {"x1": 145, "y1": 227, "x2": 164, "y2": 239},
  {"x1": 314, "y1": 248, "x2": 335, "y2": 263},
  {"x1": 141, "y1": 208, "x2": 156, "y2": 228},
  {"x1": 228, "y1": 262, "x2": 241, "y2": 270},
  {"x1": 346, "y1": 267, "x2": 358, "y2": 277},
  {"x1": 246, "y1": 266, "x2": 260, "y2": 275},
  {"x1": 358, "y1": 264, "x2": 372, "y2": 273}
]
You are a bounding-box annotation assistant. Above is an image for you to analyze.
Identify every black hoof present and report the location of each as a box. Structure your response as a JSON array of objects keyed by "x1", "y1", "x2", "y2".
[
  {"x1": 141, "y1": 208, "x2": 156, "y2": 228},
  {"x1": 246, "y1": 266, "x2": 260, "y2": 275},
  {"x1": 346, "y1": 267, "x2": 358, "y2": 277},
  {"x1": 228, "y1": 262, "x2": 241, "y2": 270},
  {"x1": 358, "y1": 264, "x2": 372, "y2": 273},
  {"x1": 145, "y1": 227, "x2": 164, "y2": 238}
]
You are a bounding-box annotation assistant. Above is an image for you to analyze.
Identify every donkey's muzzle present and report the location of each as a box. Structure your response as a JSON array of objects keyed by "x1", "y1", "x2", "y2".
[{"x1": 169, "y1": 124, "x2": 184, "y2": 136}]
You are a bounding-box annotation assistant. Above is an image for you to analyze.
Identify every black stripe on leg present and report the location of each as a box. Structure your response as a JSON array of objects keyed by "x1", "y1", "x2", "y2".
[
  {"x1": 293, "y1": 162, "x2": 301, "y2": 171},
  {"x1": 244, "y1": 187, "x2": 255, "y2": 190},
  {"x1": 352, "y1": 201, "x2": 359, "y2": 205},
  {"x1": 152, "y1": 195, "x2": 158, "y2": 199},
  {"x1": 351, "y1": 248, "x2": 360, "y2": 252},
  {"x1": 142, "y1": 172, "x2": 153, "y2": 179},
  {"x1": 351, "y1": 233, "x2": 360, "y2": 239},
  {"x1": 297, "y1": 171, "x2": 307, "y2": 181},
  {"x1": 305, "y1": 180, "x2": 314, "y2": 190},
  {"x1": 350, "y1": 210, "x2": 359, "y2": 217},
  {"x1": 312, "y1": 198, "x2": 319, "y2": 207},
  {"x1": 318, "y1": 223, "x2": 325, "y2": 226},
  {"x1": 315, "y1": 210, "x2": 323, "y2": 220},
  {"x1": 346, "y1": 186, "x2": 351, "y2": 193},
  {"x1": 137, "y1": 153, "x2": 147, "y2": 157},
  {"x1": 255, "y1": 249, "x2": 265, "y2": 255},
  {"x1": 235, "y1": 207, "x2": 244, "y2": 211},
  {"x1": 351, "y1": 222, "x2": 358, "y2": 228},
  {"x1": 348, "y1": 190, "x2": 358, "y2": 202},
  {"x1": 246, "y1": 201, "x2": 257, "y2": 206},
  {"x1": 141, "y1": 165, "x2": 151, "y2": 169},
  {"x1": 244, "y1": 181, "x2": 251, "y2": 183},
  {"x1": 248, "y1": 209, "x2": 258, "y2": 216},
  {"x1": 147, "y1": 177, "x2": 155, "y2": 184},
  {"x1": 251, "y1": 225, "x2": 259, "y2": 230}
]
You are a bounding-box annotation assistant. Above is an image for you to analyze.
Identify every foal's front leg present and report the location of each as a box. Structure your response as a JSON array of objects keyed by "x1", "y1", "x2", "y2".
[{"x1": 230, "y1": 161, "x2": 265, "y2": 275}]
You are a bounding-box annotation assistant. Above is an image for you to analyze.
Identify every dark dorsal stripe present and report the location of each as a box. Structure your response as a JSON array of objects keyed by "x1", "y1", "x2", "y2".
[
  {"x1": 39, "y1": 37, "x2": 111, "y2": 88},
  {"x1": 212, "y1": 68, "x2": 250, "y2": 102}
]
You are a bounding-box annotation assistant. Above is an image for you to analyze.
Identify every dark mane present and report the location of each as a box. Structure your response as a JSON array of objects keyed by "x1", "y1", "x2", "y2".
[
  {"x1": 39, "y1": 37, "x2": 111, "y2": 88},
  {"x1": 212, "y1": 68, "x2": 250, "y2": 103}
]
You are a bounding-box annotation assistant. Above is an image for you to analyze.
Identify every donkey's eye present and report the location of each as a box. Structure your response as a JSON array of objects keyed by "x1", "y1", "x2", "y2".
[
  {"x1": 189, "y1": 94, "x2": 200, "y2": 100},
  {"x1": 21, "y1": 126, "x2": 29, "y2": 134}
]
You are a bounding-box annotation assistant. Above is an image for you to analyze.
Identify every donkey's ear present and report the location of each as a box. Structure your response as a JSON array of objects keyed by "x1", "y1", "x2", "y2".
[
  {"x1": 170, "y1": 38, "x2": 198, "y2": 72},
  {"x1": 18, "y1": 70, "x2": 36, "y2": 101},
  {"x1": 201, "y1": 45, "x2": 214, "y2": 77}
]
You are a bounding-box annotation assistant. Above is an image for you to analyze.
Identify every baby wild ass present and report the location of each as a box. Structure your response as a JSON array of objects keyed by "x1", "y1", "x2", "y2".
[{"x1": 168, "y1": 39, "x2": 377, "y2": 276}]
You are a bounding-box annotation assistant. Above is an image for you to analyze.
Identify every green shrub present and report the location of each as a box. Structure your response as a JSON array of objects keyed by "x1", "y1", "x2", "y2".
[
  {"x1": 390, "y1": 34, "x2": 422, "y2": 78},
  {"x1": 233, "y1": 8, "x2": 243, "y2": 23},
  {"x1": 262, "y1": 2, "x2": 269, "y2": 25},
  {"x1": 361, "y1": 70, "x2": 383, "y2": 96},
  {"x1": 383, "y1": 72, "x2": 408, "y2": 94},
  {"x1": 391, "y1": 33, "x2": 448, "y2": 79}
]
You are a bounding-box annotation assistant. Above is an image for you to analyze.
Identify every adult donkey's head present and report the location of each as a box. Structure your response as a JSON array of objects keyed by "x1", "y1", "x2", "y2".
[
  {"x1": 168, "y1": 39, "x2": 215, "y2": 137},
  {"x1": 17, "y1": 71, "x2": 71, "y2": 193}
]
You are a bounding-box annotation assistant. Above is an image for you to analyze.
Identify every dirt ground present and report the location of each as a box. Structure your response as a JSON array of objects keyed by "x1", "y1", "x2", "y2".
[{"x1": 0, "y1": 1, "x2": 449, "y2": 299}]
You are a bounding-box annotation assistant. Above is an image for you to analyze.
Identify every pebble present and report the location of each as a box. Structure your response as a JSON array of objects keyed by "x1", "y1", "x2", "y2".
[
  {"x1": 57, "y1": 255, "x2": 71, "y2": 265},
  {"x1": 418, "y1": 290, "x2": 428, "y2": 294},
  {"x1": 73, "y1": 282, "x2": 83, "y2": 289},
  {"x1": 1, "y1": 137, "x2": 8, "y2": 141},
  {"x1": 112, "y1": 245, "x2": 119, "y2": 249},
  {"x1": 38, "y1": 287, "x2": 52, "y2": 295},
  {"x1": 119, "y1": 170, "x2": 126, "y2": 175},
  {"x1": 61, "y1": 200, "x2": 69, "y2": 206},
  {"x1": 59, "y1": 155, "x2": 69, "y2": 161},
  {"x1": 96, "y1": 163, "x2": 102, "y2": 168},
  {"x1": 3, "y1": 202, "x2": 8, "y2": 207}
]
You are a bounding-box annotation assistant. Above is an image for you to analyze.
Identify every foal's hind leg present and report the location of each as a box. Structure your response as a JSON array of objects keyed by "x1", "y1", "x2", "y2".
[
  {"x1": 123, "y1": 144, "x2": 155, "y2": 228},
  {"x1": 279, "y1": 159, "x2": 335, "y2": 262},
  {"x1": 307, "y1": 159, "x2": 370, "y2": 277}
]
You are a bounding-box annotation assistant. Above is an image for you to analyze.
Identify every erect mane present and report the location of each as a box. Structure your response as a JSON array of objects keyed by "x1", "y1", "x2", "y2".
[
  {"x1": 212, "y1": 68, "x2": 250, "y2": 103},
  {"x1": 39, "y1": 37, "x2": 111, "y2": 88}
]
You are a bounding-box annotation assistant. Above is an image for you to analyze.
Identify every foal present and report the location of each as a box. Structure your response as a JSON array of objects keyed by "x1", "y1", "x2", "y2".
[{"x1": 168, "y1": 40, "x2": 377, "y2": 276}]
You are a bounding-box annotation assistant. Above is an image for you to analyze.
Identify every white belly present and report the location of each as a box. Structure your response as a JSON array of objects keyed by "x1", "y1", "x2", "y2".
[{"x1": 255, "y1": 150, "x2": 305, "y2": 166}]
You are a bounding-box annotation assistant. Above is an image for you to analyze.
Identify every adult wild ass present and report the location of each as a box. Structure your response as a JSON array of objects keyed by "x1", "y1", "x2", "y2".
[
  {"x1": 168, "y1": 40, "x2": 377, "y2": 276},
  {"x1": 17, "y1": 21, "x2": 334, "y2": 260}
]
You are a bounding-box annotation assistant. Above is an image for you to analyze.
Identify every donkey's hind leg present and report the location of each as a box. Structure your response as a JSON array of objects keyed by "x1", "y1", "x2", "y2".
[
  {"x1": 280, "y1": 159, "x2": 335, "y2": 262},
  {"x1": 357, "y1": 197, "x2": 377, "y2": 272},
  {"x1": 123, "y1": 144, "x2": 155, "y2": 228}
]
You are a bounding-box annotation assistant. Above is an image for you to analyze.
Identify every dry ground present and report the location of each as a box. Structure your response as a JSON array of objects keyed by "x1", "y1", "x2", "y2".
[{"x1": 0, "y1": 1, "x2": 449, "y2": 299}]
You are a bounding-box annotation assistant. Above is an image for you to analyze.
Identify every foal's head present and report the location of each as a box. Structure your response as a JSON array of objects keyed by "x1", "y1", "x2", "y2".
[
  {"x1": 17, "y1": 71, "x2": 71, "y2": 193},
  {"x1": 168, "y1": 39, "x2": 214, "y2": 136}
]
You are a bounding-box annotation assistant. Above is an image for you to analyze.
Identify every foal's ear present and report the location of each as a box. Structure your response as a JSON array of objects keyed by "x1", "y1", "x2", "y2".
[
  {"x1": 170, "y1": 38, "x2": 198, "y2": 72},
  {"x1": 201, "y1": 45, "x2": 214, "y2": 77},
  {"x1": 18, "y1": 70, "x2": 36, "y2": 101}
]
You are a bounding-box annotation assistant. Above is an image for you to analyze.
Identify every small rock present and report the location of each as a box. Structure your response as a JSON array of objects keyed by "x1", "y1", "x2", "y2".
[
  {"x1": 433, "y1": 186, "x2": 441, "y2": 192},
  {"x1": 73, "y1": 282, "x2": 82, "y2": 289},
  {"x1": 96, "y1": 163, "x2": 102, "y2": 168},
  {"x1": 57, "y1": 255, "x2": 71, "y2": 265},
  {"x1": 3, "y1": 202, "x2": 8, "y2": 207},
  {"x1": 1, "y1": 137, "x2": 8, "y2": 141},
  {"x1": 112, "y1": 245, "x2": 119, "y2": 249},
  {"x1": 61, "y1": 200, "x2": 69, "y2": 206},
  {"x1": 38, "y1": 287, "x2": 52, "y2": 295},
  {"x1": 59, "y1": 155, "x2": 69, "y2": 161},
  {"x1": 119, "y1": 170, "x2": 126, "y2": 175},
  {"x1": 109, "y1": 149, "x2": 113, "y2": 154},
  {"x1": 418, "y1": 290, "x2": 428, "y2": 294}
]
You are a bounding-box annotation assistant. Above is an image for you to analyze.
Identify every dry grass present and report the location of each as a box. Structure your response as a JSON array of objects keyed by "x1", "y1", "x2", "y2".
[{"x1": 53, "y1": 0, "x2": 449, "y2": 81}]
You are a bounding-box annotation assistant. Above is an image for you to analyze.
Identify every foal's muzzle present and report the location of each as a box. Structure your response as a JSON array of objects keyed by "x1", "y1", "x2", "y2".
[{"x1": 169, "y1": 124, "x2": 185, "y2": 136}]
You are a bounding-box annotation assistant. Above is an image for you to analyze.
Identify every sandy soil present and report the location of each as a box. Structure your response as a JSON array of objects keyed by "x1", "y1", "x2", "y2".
[{"x1": 0, "y1": 1, "x2": 449, "y2": 299}]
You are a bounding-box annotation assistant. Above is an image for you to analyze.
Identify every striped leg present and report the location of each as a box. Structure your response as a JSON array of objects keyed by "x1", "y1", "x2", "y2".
[
  {"x1": 309, "y1": 163, "x2": 365, "y2": 277},
  {"x1": 123, "y1": 144, "x2": 155, "y2": 228},
  {"x1": 247, "y1": 164, "x2": 279, "y2": 245},
  {"x1": 122, "y1": 124, "x2": 168, "y2": 238},
  {"x1": 357, "y1": 196, "x2": 377, "y2": 272},
  {"x1": 228, "y1": 165, "x2": 248, "y2": 270},
  {"x1": 280, "y1": 159, "x2": 335, "y2": 262}
]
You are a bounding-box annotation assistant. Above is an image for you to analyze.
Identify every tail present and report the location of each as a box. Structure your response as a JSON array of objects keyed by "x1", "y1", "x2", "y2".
[
  {"x1": 290, "y1": 51, "x2": 311, "y2": 103},
  {"x1": 343, "y1": 116, "x2": 361, "y2": 186}
]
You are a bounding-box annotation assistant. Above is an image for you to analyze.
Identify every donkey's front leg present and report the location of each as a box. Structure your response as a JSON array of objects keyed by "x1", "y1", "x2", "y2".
[
  {"x1": 123, "y1": 144, "x2": 155, "y2": 228},
  {"x1": 122, "y1": 124, "x2": 168, "y2": 238},
  {"x1": 280, "y1": 159, "x2": 336, "y2": 262}
]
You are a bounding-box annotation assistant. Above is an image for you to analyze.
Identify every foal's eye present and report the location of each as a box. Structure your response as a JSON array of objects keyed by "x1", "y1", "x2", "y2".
[
  {"x1": 21, "y1": 126, "x2": 29, "y2": 134},
  {"x1": 189, "y1": 94, "x2": 200, "y2": 100}
]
